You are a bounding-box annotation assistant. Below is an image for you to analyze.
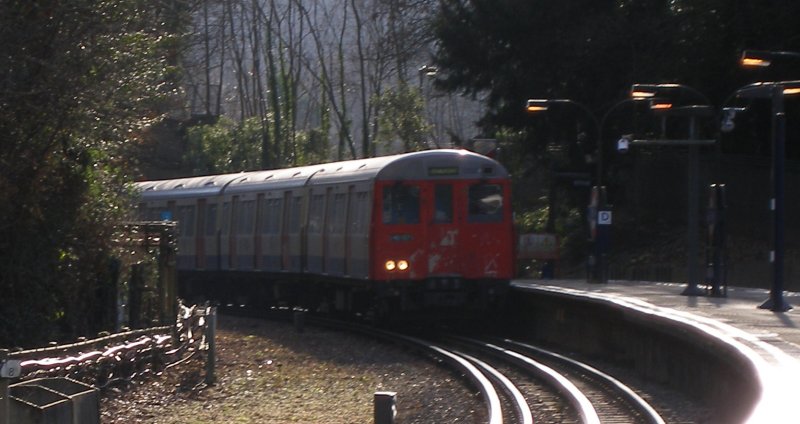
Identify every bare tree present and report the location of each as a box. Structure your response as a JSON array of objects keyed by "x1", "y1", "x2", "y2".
[{"x1": 181, "y1": 0, "x2": 479, "y2": 166}]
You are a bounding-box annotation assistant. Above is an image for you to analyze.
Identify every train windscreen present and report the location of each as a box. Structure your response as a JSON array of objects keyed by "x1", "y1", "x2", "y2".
[
  {"x1": 382, "y1": 185, "x2": 420, "y2": 224},
  {"x1": 468, "y1": 183, "x2": 504, "y2": 222}
]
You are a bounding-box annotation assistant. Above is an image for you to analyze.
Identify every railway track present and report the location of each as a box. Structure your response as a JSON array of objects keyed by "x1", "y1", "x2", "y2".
[
  {"x1": 304, "y1": 313, "x2": 667, "y2": 424},
  {"x1": 448, "y1": 336, "x2": 667, "y2": 424}
]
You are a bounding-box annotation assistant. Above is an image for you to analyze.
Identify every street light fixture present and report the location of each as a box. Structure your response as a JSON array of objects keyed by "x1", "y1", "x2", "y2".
[
  {"x1": 524, "y1": 98, "x2": 606, "y2": 282},
  {"x1": 740, "y1": 50, "x2": 800, "y2": 68},
  {"x1": 631, "y1": 83, "x2": 712, "y2": 105},
  {"x1": 524, "y1": 98, "x2": 602, "y2": 177},
  {"x1": 736, "y1": 81, "x2": 800, "y2": 98},
  {"x1": 525, "y1": 99, "x2": 551, "y2": 113},
  {"x1": 629, "y1": 83, "x2": 714, "y2": 297}
]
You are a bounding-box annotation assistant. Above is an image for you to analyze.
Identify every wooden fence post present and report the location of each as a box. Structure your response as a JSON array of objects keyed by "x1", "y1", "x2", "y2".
[{"x1": 205, "y1": 307, "x2": 217, "y2": 386}]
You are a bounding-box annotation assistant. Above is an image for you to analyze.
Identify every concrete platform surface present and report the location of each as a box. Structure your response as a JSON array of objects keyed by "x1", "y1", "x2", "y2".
[{"x1": 512, "y1": 279, "x2": 800, "y2": 423}]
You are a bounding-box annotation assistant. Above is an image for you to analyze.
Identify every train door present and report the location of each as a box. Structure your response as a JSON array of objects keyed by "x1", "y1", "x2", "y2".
[
  {"x1": 324, "y1": 188, "x2": 348, "y2": 276},
  {"x1": 347, "y1": 190, "x2": 370, "y2": 279},
  {"x1": 305, "y1": 190, "x2": 326, "y2": 273},
  {"x1": 254, "y1": 194, "x2": 265, "y2": 270},
  {"x1": 343, "y1": 186, "x2": 354, "y2": 276},
  {"x1": 462, "y1": 181, "x2": 510, "y2": 279},
  {"x1": 228, "y1": 196, "x2": 238, "y2": 269},
  {"x1": 426, "y1": 183, "x2": 462, "y2": 277},
  {"x1": 287, "y1": 193, "x2": 303, "y2": 272},
  {"x1": 196, "y1": 199, "x2": 206, "y2": 269},
  {"x1": 205, "y1": 202, "x2": 219, "y2": 270},
  {"x1": 237, "y1": 198, "x2": 256, "y2": 271},
  {"x1": 281, "y1": 191, "x2": 291, "y2": 271},
  {"x1": 175, "y1": 201, "x2": 196, "y2": 270}
]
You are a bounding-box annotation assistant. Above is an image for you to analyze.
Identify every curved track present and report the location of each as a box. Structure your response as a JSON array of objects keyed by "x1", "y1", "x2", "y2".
[
  {"x1": 451, "y1": 336, "x2": 667, "y2": 424},
  {"x1": 216, "y1": 302, "x2": 668, "y2": 423},
  {"x1": 306, "y1": 313, "x2": 665, "y2": 424}
]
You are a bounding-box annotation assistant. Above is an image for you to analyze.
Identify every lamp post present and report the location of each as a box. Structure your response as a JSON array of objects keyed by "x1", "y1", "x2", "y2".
[
  {"x1": 734, "y1": 80, "x2": 800, "y2": 311},
  {"x1": 738, "y1": 49, "x2": 800, "y2": 312},
  {"x1": 525, "y1": 99, "x2": 608, "y2": 282},
  {"x1": 525, "y1": 99, "x2": 601, "y2": 177},
  {"x1": 630, "y1": 84, "x2": 714, "y2": 296}
]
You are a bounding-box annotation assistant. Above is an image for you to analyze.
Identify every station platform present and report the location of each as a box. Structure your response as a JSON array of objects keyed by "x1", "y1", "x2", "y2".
[{"x1": 511, "y1": 278, "x2": 800, "y2": 423}]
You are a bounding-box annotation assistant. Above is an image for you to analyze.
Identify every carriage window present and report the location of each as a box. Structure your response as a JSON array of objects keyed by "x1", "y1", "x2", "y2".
[
  {"x1": 148, "y1": 208, "x2": 161, "y2": 221},
  {"x1": 350, "y1": 192, "x2": 369, "y2": 233},
  {"x1": 382, "y1": 185, "x2": 419, "y2": 224},
  {"x1": 205, "y1": 204, "x2": 218, "y2": 236},
  {"x1": 308, "y1": 194, "x2": 325, "y2": 234},
  {"x1": 176, "y1": 206, "x2": 195, "y2": 236},
  {"x1": 221, "y1": 202, "x2": 231, "y2": 234},
  {"x1": 468, "y1": 184, "x2": 503, "y2": 222},
  {"x1": 289, "y1": 196, "x2": 302, "y2": 233},
  {"x1": 238, "y1": 200, "x2": 256, "y2": 234},
  {"x1": 434, "y1": 185, "x2": 453, "y2": 223},
  {"x1": 261, "y1": 198, "x2": 283, "y2": 234},
  {"x1": 330, "y1": 193, "x2": 347, "y2": 234}
]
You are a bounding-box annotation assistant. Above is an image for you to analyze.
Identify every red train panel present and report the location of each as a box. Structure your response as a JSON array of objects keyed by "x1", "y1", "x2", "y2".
[{"x1": 371, "y1": 178, "x2": 514, "y2": 283}]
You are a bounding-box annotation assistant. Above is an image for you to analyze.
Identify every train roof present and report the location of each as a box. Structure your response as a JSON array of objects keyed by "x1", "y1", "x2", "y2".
[{"x1": 133, "y1": 149, "x2": 508, "y2": 201}]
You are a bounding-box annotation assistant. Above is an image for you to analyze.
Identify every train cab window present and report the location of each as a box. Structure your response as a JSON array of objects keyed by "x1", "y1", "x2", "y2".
[
  {"x1": 382, "y1": 185, "x2": 419, "y2": 224},
  {"x1": 433, "y1": 184, "x2": 453, "y2": 223},
  {"x1": 468, "y1": 184, "x2": 503, "y2": 223}
]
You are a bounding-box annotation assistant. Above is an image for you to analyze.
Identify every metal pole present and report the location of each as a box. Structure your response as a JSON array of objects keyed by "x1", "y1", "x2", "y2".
[
  {"x1": 683, "y1": 116, "x2": 705, "y2": 296},
  {"x1": 0, "y1": 350, "x2": 8, "y2": 424},
  {"x1": 760, "y1": 87, "x2": 791, "y2": 311},
  {"x1": 374, "y1": 391, "x2": 397, "y2": 424}
]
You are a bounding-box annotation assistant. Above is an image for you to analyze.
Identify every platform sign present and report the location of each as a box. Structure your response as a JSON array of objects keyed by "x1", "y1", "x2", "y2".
[
  {"x1": 0, "y1": 359, "x2": 21, "y2": 378},
  {"x1": 598, "y1": 210, "x2": 612, "y2": 225},
  {"x1": 517, "y1": 233, "x2": 559, "y2": 260}
]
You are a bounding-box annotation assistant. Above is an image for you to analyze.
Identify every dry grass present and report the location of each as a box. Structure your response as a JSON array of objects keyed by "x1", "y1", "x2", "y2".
[{"x1": 101, "y1": 314, "x2": 483, "y2": 423}]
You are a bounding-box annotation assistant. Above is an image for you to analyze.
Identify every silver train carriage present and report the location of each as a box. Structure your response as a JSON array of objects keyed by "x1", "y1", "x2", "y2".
[{"x1": 133, "y1": 149, "x2": 515, "y2": 313}]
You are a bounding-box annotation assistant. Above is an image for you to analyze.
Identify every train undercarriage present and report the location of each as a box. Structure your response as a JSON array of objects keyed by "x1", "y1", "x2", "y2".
[{"x1": 178, "y1": 271, "x2": 509, "y2": 319}]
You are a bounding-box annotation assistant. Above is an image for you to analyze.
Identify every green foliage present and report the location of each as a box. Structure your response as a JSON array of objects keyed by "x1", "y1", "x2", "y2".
[
  {"x1": 374, "y1": 84, "x2": 433, "y2": 153},
  {"x1": 435, "y1": 0, "x2": 800, "y2": 269},
  {"x1": 184, "y1": 115, "x2": 335, "y2": 174},
  {"x1": 433, "y1": 0, "x2": 800, "y2": 129},
  {"x1": 185, "y1": 117, "x2": 263, "y2": 174},
  {"x1": 0, "y1": 0, "x2": 186, "y2": 347}
]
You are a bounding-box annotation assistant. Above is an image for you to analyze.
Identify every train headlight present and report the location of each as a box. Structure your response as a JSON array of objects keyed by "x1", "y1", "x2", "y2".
[
  {"x1": 397, "y1": 260, "x2": 409, "y2": 271},
  {"x1": 385, "y1": 260, "x2": 396, "y2": 271}
]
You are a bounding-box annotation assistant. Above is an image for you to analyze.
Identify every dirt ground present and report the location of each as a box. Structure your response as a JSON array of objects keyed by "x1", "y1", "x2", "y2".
[{"x1": 100, "y1": 314, "x2": 483, "y2": 423}]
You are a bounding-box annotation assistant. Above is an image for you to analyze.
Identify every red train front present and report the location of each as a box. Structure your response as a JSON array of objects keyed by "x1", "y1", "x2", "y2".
[{"x1": 370, "y1": 150, "x2": 514, "y2": 310}]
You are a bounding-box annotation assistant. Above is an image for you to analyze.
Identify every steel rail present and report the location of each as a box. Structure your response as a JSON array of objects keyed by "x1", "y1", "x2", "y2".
[
  {"x1": 457, "y1": 351, "x2": 534, "y2": 424},
  {"x1": 500, "y1": 338, "x2": 666, "y2": 424},
  {"x1": 306, "y1": 316, "x2": 503, "y2": 424},
  {"x1": 452, "y1": 336, "x2": 600, "y2": 424}
]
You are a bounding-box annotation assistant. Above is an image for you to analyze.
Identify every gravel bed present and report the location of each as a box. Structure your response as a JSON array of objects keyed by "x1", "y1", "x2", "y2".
[{"x1": 101, "y1": 314, "x2": 486, "y2": 423}]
